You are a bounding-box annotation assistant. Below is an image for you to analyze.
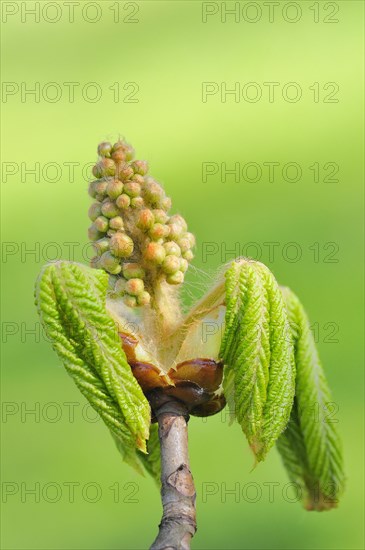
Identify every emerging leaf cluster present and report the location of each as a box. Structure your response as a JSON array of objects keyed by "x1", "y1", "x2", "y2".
[
  {"x1": 35, "y1": 261, "x2": 152, "y2": 474},
  {"x1": 35, "y1": 258, "x2": 344, "y2": 508}
]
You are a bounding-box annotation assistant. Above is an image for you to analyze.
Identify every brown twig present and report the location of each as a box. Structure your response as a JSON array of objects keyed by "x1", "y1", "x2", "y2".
[{"x1": 150, "y1": 398, "x2": 197, "y2": 550}]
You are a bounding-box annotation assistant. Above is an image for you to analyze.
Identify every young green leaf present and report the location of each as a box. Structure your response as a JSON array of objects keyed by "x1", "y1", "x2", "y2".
[
  {"x1": 34, "y1": 261, "x2": 151, "y2": 469},
  {"x1": 277, "y1": 287, "x2": 345, "y2": 510},
  {"x1": 220, "y1": 259, "x2": 295, "y2": 461}
]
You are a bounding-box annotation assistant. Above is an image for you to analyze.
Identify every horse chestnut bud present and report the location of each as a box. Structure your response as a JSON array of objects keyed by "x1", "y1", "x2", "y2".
[
  {"x1": 144, "y1": 242, "x2": 166, "y2": 265},
  {"x1": 109, "y1": 232, "x2": 134, "y2": 258}
]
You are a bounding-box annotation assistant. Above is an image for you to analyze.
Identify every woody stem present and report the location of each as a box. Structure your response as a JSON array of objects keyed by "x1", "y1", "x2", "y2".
[{"x1": 150, "y1": 399, "x2": 197, "y2": 550}]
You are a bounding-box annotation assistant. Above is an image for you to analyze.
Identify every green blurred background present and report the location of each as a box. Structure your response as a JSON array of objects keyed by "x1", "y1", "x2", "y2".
[{"x1": 1, "y1": 1, "x2": 364, "y2": 548}]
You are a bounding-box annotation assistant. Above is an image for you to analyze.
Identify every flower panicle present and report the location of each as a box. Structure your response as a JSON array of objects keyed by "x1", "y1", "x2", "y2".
[{"x1": 88, "y1": 139, "x2": 195, "y2": 307}]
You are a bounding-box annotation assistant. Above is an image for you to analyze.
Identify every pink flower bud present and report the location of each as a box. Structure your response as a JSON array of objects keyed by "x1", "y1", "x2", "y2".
[
  {"x1": 125, "y1": 278, "x2": 144, "y2": 296},
  {"x1": 136, "y1": 209, "x2": 155, "y2": 230},
  {"x1": 149, "y1": 223, "x2": 170, "y2": 241},
  {"x1": 144, "y1": 242, "x2": 166, "y2": 265}
]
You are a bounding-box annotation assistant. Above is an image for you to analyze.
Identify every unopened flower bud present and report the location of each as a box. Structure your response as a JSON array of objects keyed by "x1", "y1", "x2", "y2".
[
  {"x1": 149, "y1": 223, "x2": 170, "y2": 241},
  {"x1": 124, "y1": 181, "x2": 141, "y2": 198},
  {"x1": 132, "y1": 174, "x2": 144, "y2": 184},
  {"x1": 123, "y1": 294, "x2": 137, "y2": 308},
  {"x1": 112, "y1": 141, "x2": 135, "y2": 163},
  {"x1": 180, "y1": 258, "x2": 189, "y2": 273},
  {"x1": 92, "y1": 163, "x2": 103, "y2": 179},
  {"x1": 107, "y1": 179, "x2": 124, "y2": 200},
  {"x1": 131, "y1": 197, "x2": 144, "y2": 209},
  {"x1": 110, "y1": 232, "x2": 134, "y2": 258},
  {"x1": 144, "y1": 179, "x2": 165, "y2": 206},
  {"x1": 124, "y1": 145, "x2": 134, "y2": 161},
  {"x1": 185, "y1": 232, "x2": 196, "y2": 247},
  {"x1": 116, "y1": 194, "x2": 131, "y2": 209},
  {"x1": 162, "y1": 197, "x2": 172, "y2": 211},
  {"x1": 101, "y1": 200, "x2": 120, "y2": 218},
  {"x1": 169, "y1": 214, "x2": 188, "y2": 232},
  {"x1": 166, "y1": 271, "x2": 184, "y2": 285},
  {"x1": 109, "y1": 216, "x2": 124, "y2": 230},
  {"x1": 153, "y1": 209, "x2": 168, "y2": 224},
  {"x1": 118, "y1": 163, "x2": 134, "y2": 181},
  {"x1": 178, "y1": 237, "x2": 191, "y2": 254},
  {"x1": 88, "y1": 224, "x2": 103, "y2": 241},
  {"x1": 125, "y1": 278, "x2": 144, "y2": 296},
  {"x1": 93, "y1": 238, "x2": 110, "y2": 256},
  {"x1": 144, "y1": 242, "x2": 166, "y2": 265},
  {"x1": 94, "y1": 216, "x2": 109, "y2": 232},
  {"x1": 88, "y1": 180, "x2": 98, "y2": 198},
  {"x1": 107, "y1": 229, "x2": 116, "y2": 237},
  {"x1": 162, "y1": 255, "x2": 181, "y2": 274},
  {"x1": 183, "y1": 250, "x2": 194, "y2": 261},
  {"x1": 132, "y1": 160, "x2": 149, "y2": 175},
  {"x1": 97, "y1": 142, "x2": 112, "y2": 157},
  {"x1": 88, "y1": 202, "x2": 102, "y2": 221},
  {"x1": 136, "y1": 209, "x2": 155, "y2": 230},
  {"x1": 123, "y1": 263, "x2": 146, "y2": 280},
  {"x1": 93, "y1": 158, "x2": 116, "y2": 178},
  {"x1": 137, "y1": 291, "x2": 151, "y2": 306},
  {"x1": 163, "y1": 241, "x2": 181, "y2": 256},
  {"x1": 100, "y1": 251, "x2": 122, "y2": 274},
  {"x1": 95, "y1": 180, "x2": 108, "y2": 201},
  {"x1": 111, "y1": 148, "x2": 126, "y2": 163},
  {"x1": 168, "y1": 223, "x2": 184, "y2": 240}
]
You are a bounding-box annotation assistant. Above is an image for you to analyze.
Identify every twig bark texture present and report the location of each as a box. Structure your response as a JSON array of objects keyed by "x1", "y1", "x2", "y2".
[{"x1": 150, "y1": 401, "x2": 197, "y2": 550}]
